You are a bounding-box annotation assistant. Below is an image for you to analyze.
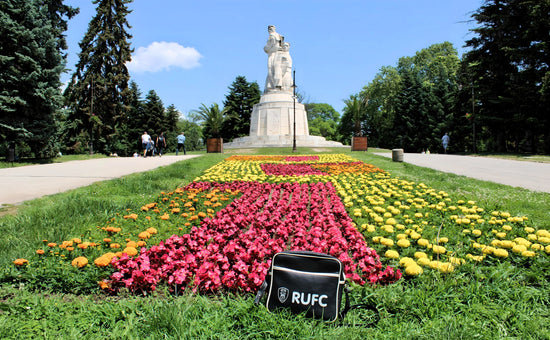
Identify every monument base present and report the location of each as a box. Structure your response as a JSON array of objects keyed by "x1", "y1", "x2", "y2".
[
  {"x1": 224, "y1": 134, "x2": 345, "y2": 148},
  {"x1": 226, "y1": 90, "x2": 344, "y2": 149}
]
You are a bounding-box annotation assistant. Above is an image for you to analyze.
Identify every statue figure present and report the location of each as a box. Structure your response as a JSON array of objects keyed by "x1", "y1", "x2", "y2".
[{"x1": 264, "y1": 25, "x2": 292, "y2": 93}]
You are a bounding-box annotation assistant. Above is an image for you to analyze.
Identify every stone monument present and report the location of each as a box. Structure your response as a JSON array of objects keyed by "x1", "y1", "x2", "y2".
[{"x1": 224, "y1": 26, "x2": 343, "y2": 148}]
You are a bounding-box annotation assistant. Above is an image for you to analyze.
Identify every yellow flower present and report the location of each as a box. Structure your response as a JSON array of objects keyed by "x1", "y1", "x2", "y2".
[
  {"x1": 432, "y1": 245, "x2": 446, "y2": 254},
  {"x1": 466, "y1": 254, "x2": 485, "y2": 262},
  {"x1": 399, "y1": 257, "x2": 416, "y2": 267},
  {"x1": 380, "y1": 238, "x2": 394, "y2": 247},
  {"x1": 397, "y1": 239, "x2": 411, "y2": 248},
  {"x1": 512, "y1": 244, "x2": 527, "y2": 253},
  {"x1": 146, "y1": 227, "x2": 158, "y2": 235},
  {"x1": 71, "y1": 256, "x2": 88, "y2": 268},
  {"x1": 404, "y1": 264, "x2": 423, "y2": 276},
  {"x1": 417, "y1": 238, "x2": 430, "y2": 247},
  {"x1": 438, "y1": 237, "x2": 449, "y2": 244},
  {"x1": 493, "y1": 248, "x2": 509, "y2": 258},
  {"x1": 437, "y1": 262, "x2": 455, "y2": 273},
  {"x1": 521, "y1": 250, "x2": 536, "y2": 258},
  {"x1": 417, "y1": 258, "x2": 431, "y2": 266},
  {"x1": 384, "y1": 250, "x2": 400, "y2": 259},
  {"x1": 472, "y1": 229, "x2": 482, "y2": 236},
  {"x1": 386, "y1": 218, "x2": 397, "y2": 225},
  {"x1": 414, "y1": 251, "x2": 428, "y2": 259}
]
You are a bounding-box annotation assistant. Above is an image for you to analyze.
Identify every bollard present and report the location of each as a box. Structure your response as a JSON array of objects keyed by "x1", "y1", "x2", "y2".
[{"x1": 392, "y1": 149, "x2": 403, "y2": 162}]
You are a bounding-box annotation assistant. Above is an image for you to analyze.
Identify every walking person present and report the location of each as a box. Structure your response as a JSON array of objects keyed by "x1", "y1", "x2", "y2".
[
  {"x1": 442, "y1": 133, "x2": 450, "y2": 153},
  {"x1": 156, "y1": 132, "x2": 166, "y2": 157},
  {"x1": 176, "y1": 132, "x2": 186, "y2": 155},
  {"x1": 141, "y1": 131, "x2": 152, "y2": 157}
]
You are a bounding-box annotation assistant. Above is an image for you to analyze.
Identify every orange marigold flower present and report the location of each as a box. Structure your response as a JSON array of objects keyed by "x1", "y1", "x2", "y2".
[
  {"x1": 138, "y1": 231, "x2": 151, "y2": 239},
  {"x1": 78, "y1": 243, "x2": 89, "y2": 250},
  {"x1": 160, "y1": 213, "x2": 170, "y2": 220},
  {"x1": 105, "y1": 226, "x2": 122, "y2": 233},
  {"x1": 36, "y1": 249, "x2": 45, "y2": 255},
  {"x1": 146, "y1": 227, "x2": 158, "y2": 235},
  {"x1": 162, "y1": 197, "x2": 169, "y2": 202},
  {"x1": 184, "y1": 222, "x2": 191, "y2": 226},
  {"x1": 13, "y1": 258, "x2": 28, "y2": 266},
  {"x1": 71, "y1": 238, "x2": 82, "y2": 244},
  {"x1": 153, "y1": 208, "x2": 161, "y2": 213},
  {"x1": 145, "y1": 216, "x2": 151, "y2": 220},
  {"x1": 98, "y1": 280, "x2": 110, "y2": 289},
  {"x1": 171, "y1": 208, "x2": 181, "y2": 214},
  {"x1": 123, "y1": 247, "x2": 138, "y2": 256},
  {"x1": 94, "y1": 253, "x2": 116, "y2": 267},
  {"x1": 189, "y1": 207, "x2": 196, "y2": 212},
  {"x1": 110, "y1": 243, "x2": 121, "y2": 249},
  {"x1": 123, "y1": 213, "x2": 139, "y2": 220},
  {"x1": 198, "y1": 212, "x2": 207, "y2": 218},
  {"x1": 181, "y1": 213, "x2": 189, "y2": 218},
  {"x1": 47, "y1": 242, "x2": 57, "y2": 248},
  {"x1": 136, "y1": 241, "x2": 146, "y2": 247},
  {"x1": 103, "y1": 238, "x2": 111, "y2": 243},
  {"x1": 71, "y1": 256, "x2": 88, "y2": 268},
  {"x1": 66, "y1": 247, "x2": 74, "y2": 251},
  {"x1": 126, "y1": 241, "x2": 138, "y2": 248}
]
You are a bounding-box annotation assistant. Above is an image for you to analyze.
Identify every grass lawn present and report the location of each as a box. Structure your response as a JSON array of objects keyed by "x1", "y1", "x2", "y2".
[{"x1": 0, "y1": 147, "x2": 549, "y2": 339}]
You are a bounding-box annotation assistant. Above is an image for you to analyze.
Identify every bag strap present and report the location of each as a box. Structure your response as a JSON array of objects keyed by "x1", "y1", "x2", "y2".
[
  {"x1": 254, "y1": 280, "x2": 268, "y2": 305},
  {"x1": 339, "y1": 285, "x2": 380, "y2": 327}
]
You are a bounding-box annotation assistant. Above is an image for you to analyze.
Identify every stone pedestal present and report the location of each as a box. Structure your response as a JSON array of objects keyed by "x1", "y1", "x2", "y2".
[{"x1": 250, "y1": 91, "x2": 308, "y2": 137}]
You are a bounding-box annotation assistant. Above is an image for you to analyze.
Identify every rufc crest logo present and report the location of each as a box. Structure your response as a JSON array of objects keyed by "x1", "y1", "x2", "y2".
[{"x1": 278, "y1": 287, "x2": 289, "y2": 303}]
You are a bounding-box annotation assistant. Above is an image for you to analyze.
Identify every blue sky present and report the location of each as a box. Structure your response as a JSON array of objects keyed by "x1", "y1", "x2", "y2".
[{"x1": 63, "y1": 0, "x2": 482, "y2": 118}]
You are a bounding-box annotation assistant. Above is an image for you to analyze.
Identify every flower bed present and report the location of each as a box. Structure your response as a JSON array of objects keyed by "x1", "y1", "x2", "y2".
[{"x1": 12, "y1": 153, "x2": 550, "y2": 294}]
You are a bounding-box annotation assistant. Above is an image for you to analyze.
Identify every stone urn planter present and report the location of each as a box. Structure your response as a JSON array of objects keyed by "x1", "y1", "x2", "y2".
[
  {"x1": 206, "y1": 138, "x2": 223, "y2": 153},
  {"x1": 351, "y1": 136, "x2": 368, "y2": 151}
]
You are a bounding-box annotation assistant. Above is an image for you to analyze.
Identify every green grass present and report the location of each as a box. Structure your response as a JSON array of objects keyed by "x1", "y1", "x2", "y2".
[{"x1": 1, "y1": 148, "x2": 549, "y2": 339}]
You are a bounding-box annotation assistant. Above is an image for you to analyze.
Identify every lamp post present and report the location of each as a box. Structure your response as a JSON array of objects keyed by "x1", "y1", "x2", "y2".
[
  {"x1": 90, "y1": 77, "x2": 94, "y2": 155},
  {"x1": 292, "y1": 69, "x2": 297, "y2": 152},
  {"x1": 470, "y1": 80, "x2": 476, "y2": 154}
]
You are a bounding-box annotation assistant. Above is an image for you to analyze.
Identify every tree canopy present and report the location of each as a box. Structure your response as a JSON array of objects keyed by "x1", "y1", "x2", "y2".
[{"x1": 63, "y1": 0, "x2": 133, "y2": 155}]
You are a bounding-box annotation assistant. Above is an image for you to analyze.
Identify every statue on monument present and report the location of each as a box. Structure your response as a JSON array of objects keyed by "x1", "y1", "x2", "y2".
[{"x1": 264, "y1": 25, "x2": 292, "y2": 93}]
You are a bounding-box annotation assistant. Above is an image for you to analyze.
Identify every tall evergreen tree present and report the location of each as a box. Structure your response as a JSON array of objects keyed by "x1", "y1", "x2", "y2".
[
  {"x1": 63, "y1": 0, "x2": 133, "y2": 154},
  {"x1": 142, "y1": 90, "x2": 165, "y2": 142},
  {"x1": 163, "y1": 104, "x2": 180, "y2": 150},
  {"x1": 0, "y1": 0, "x2": 77, "y2": 158},
  {"x1": 221, "y1": 76, "x2": 260, "y2": 141},
  {"x1": 464, "y1": 0, "x2": 550, "y2": 153}
]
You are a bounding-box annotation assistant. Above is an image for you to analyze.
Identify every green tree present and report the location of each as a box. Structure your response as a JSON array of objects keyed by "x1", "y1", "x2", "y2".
[
  {"x1": 63, "y1": 0, "x2": 133, "y2": 155},
  {"x1": 305, "y1": 103, "x2": 341, "y2": 141},
  {"x1": 360, "y1": 66, "x2": 401, "y2": 148},
  {"x1": 0, "y1": 0, "x2": 77, "y2": 158},
  {"x1": 221, "y1": 76, "x2": 261, "y2": 141},
  {"x1": 190, "y1": 103, "x2": 226, "y2": 139},
  {"x1": 142, "y1": 90, "x2": 165, "y2": 142},
  {"x1": 338, "y1": 94, "x2": 369, "y2": 145},
  {"x1": 463, "y1": 0, "x2": 550, "y2": 153},
  {"x1": 176, "y1": 119, "x2": 203, "y2": 151},
  {"x1": 163, "y1": 104, "x2": 180, "y2": 151}
]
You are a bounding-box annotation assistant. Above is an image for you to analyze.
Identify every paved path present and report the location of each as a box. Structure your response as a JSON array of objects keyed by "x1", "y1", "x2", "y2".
[
  {"x1": 374, "y1": 153, "x2": 550, "y2": 193},
  {"x1": 0, "y1": 155, "x2": 199, "y2": 206}
]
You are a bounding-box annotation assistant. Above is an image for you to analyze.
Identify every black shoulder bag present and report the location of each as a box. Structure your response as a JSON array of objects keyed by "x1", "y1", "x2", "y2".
[{"x1": 254, "y1": 251, "x2": 379, "y2": 325}]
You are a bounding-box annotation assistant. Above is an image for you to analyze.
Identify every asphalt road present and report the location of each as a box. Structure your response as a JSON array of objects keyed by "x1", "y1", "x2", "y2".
[
  {"x1": 0, "y1": 155, "x2": 199, "y2": 206},
  {"x1": 374, "y1": 152, "x2": 550, "y2": 193}
]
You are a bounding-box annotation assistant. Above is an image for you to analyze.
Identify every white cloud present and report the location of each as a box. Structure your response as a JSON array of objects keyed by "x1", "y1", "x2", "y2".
[{"x1": 127, "y1": 41, "x2": 202, "y2": 73}]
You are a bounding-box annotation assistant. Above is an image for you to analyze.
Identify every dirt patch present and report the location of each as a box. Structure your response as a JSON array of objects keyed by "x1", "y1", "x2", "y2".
[{"x1": 0, "y1": 205, "x2": 19, "y2": 217}]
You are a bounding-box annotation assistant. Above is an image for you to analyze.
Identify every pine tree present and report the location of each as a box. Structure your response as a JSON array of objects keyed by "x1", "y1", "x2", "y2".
[
  {"x1": 142, "y1": 90, "x2": 165, "y2": 143},
  {"x1": 464, "y1": 0, "x2": 550, "y2": 153},
  {"x1": 221, "y1": 76, "x2": 261, "y2": 141},
  {"x1": 0, "y1": 0, "x2": 77, "y2": 158},
  {"x1": 63, "y1": 0, "x2": 133, "y2": 154}
]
